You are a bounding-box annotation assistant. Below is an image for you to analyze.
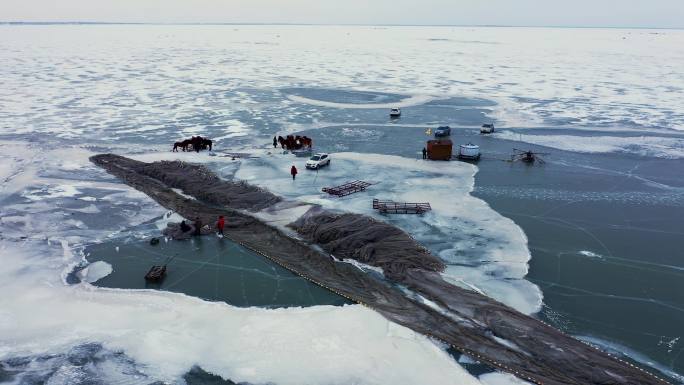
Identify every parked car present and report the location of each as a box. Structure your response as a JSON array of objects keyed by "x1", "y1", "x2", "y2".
[
  {"x1": 435, "y1": 126, "x2": 451, "y2": 137},
  {"x1": 389, "y1": 108, "x2": 401, "y2": 118},
  {"x1": 305, "y1": 153, "x2": 331, "y2": 169},
  {"x1": 481, "y1": 123, "x2": 495, "y2": 134}
]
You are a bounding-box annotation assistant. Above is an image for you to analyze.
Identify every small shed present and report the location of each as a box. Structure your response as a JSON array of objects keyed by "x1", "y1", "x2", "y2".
[
  {"x1": 458, "y1": 143, "x2": 481, "y2": 160},
  {"x1": 427, "y1": 139, "x2": 453, "y2": 161}
]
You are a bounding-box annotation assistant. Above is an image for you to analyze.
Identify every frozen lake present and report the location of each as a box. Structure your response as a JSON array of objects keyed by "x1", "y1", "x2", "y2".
[{"x1": 0, "y1": 24, "x2": 683, "y2": 385}]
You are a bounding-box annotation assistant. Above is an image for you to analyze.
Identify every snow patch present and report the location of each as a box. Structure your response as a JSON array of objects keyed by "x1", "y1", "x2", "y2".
[
  {"x1": 0, "y1": 241, "x2": 483, "y2": 385},
  {"x1": 480, "y1": 372, "x2": 533, "y2": 385},
  {"x1": 234, "y1": 151, "x2": 543, "y2": 315},
  {"x1": 78, "y1": 261, "x2": 113, "y2": 283}
]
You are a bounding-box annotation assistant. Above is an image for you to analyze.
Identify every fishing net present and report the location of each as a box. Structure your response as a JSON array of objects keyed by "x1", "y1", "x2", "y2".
[
  {"x1": 90, "y1": 154, "x2": 668, "y2": 385},
  {"x1": 137, "y1": 159, "x2": 281, "y2": 211},
  {"x1": 290, "y1": 207, "x2": 445, "y2": 281}
]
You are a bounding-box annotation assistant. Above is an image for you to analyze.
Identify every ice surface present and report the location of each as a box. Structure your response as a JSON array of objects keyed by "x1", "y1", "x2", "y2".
[
  {"x1": 0, "y1": 242, "x2": 484, "y2": 385},
  {"x1": 6, "y1": 25, "x2": 680, "y2": 165},
  {"x1": 577, "y1": 336, "x2": 684, "y2": 385},
  {"x1": 480, "y1": 372, "x2": 533, "y2": 385},
  {"x1": 2, "y1": 25, "x2": 684, "y2": 139},
  {"x1": 0, "y1": 142, "x2": 169, "y2": 244},
  {"x1": 495, "y1": 131, "x2": 684, "y2": 159},
  {"x1": 252, "y1": 200, "x2": 315, "y2": 236},
  {"x1": 0, "y1": 141, "x2": 489, "y2": 384},
  {"x1": 212, "y1": 119, "x2": 251, "y2": 141},
  {"x1": 2, "y1": 24, "x2": 681, "y2": 382},
  {"x1": 234, "y1": 151, "x2": 543, "y2": 314},
  {"x1": 0, "y1": 26, "x2": 677, "y2": 156},
  {"x1": 287, "y1": 93, "x2": 435, "y2": 109},
  {"x1": 0, "y1": 344, "x2": 152, "y2": 385}
]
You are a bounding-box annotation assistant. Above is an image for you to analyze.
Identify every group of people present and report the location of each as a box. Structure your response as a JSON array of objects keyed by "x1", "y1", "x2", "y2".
[
  {"x1": 274, "y1": 135, "x2": 312, "y2": 150},
  {"x1": 179, "y1": 215, "x2": 226, "y2": 236},
  {"x1": 173, "y1": 136, "x2": 213, "y2": 153}
]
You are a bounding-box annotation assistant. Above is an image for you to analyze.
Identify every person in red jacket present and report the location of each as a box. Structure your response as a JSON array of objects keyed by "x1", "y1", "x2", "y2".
[
  {"x1": 290, "y1": 165, "x2": 298, "y2": 180},
  {"x1": 216, "y1": 215, "x2": 225, "y2": 235}
]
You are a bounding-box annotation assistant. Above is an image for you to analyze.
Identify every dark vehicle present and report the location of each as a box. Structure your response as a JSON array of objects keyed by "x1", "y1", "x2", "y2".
[{"x1": 435, "y1": 126, "x2": 451, "y2": 137}]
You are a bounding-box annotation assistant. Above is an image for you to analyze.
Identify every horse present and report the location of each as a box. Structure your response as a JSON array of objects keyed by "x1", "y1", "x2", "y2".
[
  {"x1": 191, "y1": 136, "x2": 202, "y2": 152},
  {"x1": 201, "y1": 138, "x2": 212, "y2": 151},
  {"x1": 172, "y1": 139, "x2": 191, "y2": 152},
  {"x1": 285, "y1": 135, "x2": 296, "y2": 150},
  {"x1": 173, "y1": 137, "x2": 212, "y2": 152},
  {"x1": 188, "y1": 136, "x2": 212, "y2": 152},
  {"x1": 276, "y1": 135, "x2": 312, "y2": 150}
]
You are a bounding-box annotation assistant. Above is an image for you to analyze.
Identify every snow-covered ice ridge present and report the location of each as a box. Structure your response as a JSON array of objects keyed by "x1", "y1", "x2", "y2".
[{"x1": 0, "y1": 141, "x2": 534, "y2": 384}]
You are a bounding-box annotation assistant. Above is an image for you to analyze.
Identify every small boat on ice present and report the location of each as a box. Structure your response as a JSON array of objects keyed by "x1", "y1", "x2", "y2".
[
  {"x1": 389, "y1": 108, "x2": 401, "y2": 118},
  {"x1": 145, "y1": 265, "x2": 166, "y2": 281},
  {"x1": 144, "y1": 256, "x2": 175, "y2": 282}
]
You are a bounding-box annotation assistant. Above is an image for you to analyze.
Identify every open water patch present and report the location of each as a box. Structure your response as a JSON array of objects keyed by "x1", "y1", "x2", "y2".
[{"x1": 82, "y1": 236, "x2": 349, "y2": 308}]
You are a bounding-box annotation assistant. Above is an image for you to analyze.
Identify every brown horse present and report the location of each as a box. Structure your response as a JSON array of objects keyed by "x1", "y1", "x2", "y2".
[
  {"x1": 191, "y1": 136, "x2": 212, "y2": 152},
  {"x1": 201, "y1": 138, "x2": 212, "y2": 151},
  {"x1": 277, "y1": 135, "x2": 312, "y2": 150},
  {"x1": 172, "y1": 137, "x2": 212, "y2": 152},
  {"x1": 172, "y1": 139, "x2": 191, "y2": 152}
]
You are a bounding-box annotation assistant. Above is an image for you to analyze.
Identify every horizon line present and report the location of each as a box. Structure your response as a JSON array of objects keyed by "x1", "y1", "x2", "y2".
[{"x1": 1, "y1": 21, "x2": 682, "y2": 30}]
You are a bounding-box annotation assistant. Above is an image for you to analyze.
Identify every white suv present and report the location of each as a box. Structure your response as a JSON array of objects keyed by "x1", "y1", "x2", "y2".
[{"x1": 305, "y1": 153, "x2": 331, "y2": 169}]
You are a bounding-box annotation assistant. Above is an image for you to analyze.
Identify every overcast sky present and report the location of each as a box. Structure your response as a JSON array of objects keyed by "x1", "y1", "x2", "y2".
[{"x1": 2, "y1": 0, "x2": 683, "y2": 28}]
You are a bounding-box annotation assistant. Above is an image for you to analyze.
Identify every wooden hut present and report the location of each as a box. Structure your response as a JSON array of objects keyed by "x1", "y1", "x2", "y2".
[{"x1": 427, "y1": 139, "x2": 453, "y2": 161}]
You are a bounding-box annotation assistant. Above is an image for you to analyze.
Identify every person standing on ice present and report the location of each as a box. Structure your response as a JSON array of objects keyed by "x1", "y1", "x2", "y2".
[
  {"x1": 180, "y1": 220, "x2": 191, "y2": 233},
  {"x1": 290, "y1": 165, "x2": 298, "y2": 180},
  {"x1": 216, "y1": 215, "x2": 225, "y2": 235},
  {"x1": 194, "y1": 217, "x2": 202, "y2": 236},
  {"x1": 422, "y1": 147, "x2": 427, "y2": 160},
  {"x1": 273, "y1": 136, "x2": 278, "y2": 148}
]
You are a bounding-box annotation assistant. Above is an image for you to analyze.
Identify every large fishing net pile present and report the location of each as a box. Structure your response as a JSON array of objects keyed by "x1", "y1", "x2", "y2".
[
  {"x1": 137, "y1": 160, "x2": 281, "y2": 211},
  {"x1": 290, "y1": 207, "x2": 444, "y2": 281}
]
